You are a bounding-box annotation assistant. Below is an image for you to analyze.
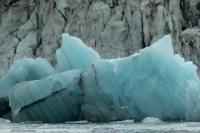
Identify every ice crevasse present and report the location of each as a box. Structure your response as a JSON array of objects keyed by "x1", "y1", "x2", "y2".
[{"x1": 0, "y1": 33, "x2": 200, "y2": 123}]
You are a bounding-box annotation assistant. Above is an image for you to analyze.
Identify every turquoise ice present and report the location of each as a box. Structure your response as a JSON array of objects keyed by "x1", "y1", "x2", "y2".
[
  {"x1": 0, "y1": 58, "x2": 55, "y2": 97},
  {"x1": 0, "y1": 33, "x2": 200, "y2": 122},
  {"x1": 82, "y1": 35, "x2": 200, "y2": 121},
  {"x1": 56, "y1": 33, "x2": 100, "y2": 72},
  {"x1": 9, "y1": 70, "x2": 82, "y2": 123}
]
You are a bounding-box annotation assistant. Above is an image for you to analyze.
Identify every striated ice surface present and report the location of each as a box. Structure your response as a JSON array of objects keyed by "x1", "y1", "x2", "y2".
[
  {"x1": 0, "y1": 34, "x2": 200, "y2": 123},
  {"x1": 9, "y1": 70, "x2": 82, "y2": 123},
  {"x1": 82, "y1": 35, "x2": 200, "y2": 122}
]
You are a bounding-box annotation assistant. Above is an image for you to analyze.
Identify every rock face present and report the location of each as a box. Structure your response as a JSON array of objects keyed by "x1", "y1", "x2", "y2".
[
  {"x1": 0, "y1": 0, "x2": 200, "y2": 77},
  {"x1": 180, "y1": 28, "x2": 200, "y2": 74}
]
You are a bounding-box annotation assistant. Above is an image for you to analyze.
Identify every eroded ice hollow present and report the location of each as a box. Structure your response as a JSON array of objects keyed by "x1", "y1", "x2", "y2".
[{"x1": 0, "y1": 33, "x2": 200, "y2": 123}]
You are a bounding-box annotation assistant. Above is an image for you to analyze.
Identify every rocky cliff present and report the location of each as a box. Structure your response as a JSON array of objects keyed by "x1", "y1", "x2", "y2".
[{"x1": 0, "y1": 0, "x2": 200, "y2": 77}]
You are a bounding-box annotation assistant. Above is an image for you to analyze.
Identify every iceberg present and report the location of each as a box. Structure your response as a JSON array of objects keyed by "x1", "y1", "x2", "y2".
[
  {"x1": 0, "y1": 58, "x2": 55, "y2": 119},
  {"x1": 0, "y1": 58, "x2": 55, "y2": 97},
  {"x1": 81, "y1": 35, "x2": 200, "y2": 122},
  {"x1": 0, "y1": 33, "x2": 200, "y2": 123},
  {"x1": 56, "y1": 33, "x2": 100, "y2": 72},
  {"x1": 9, "y1": 70, "x2": 83, "y2": 123}
]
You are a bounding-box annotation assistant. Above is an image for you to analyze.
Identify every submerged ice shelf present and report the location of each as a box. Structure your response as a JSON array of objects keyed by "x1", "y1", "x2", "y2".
[{"x1": 0, "y1": 33, "x2": 200, "y2": 123}]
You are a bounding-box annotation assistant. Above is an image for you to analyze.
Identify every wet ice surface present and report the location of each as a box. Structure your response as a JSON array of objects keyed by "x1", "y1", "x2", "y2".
[{"x1": 1, "y1": 121, "x2": 200, "y2": 133}]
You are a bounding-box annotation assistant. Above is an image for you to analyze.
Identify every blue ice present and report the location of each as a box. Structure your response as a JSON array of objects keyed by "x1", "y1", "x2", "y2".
[
  {"x1": 0, "y1": 34, "x2": 200, "y2": 123},
  {"x1": 82, "y1": 35, "x2": 200, "y2": 121},
  {"x1": 0, "y1": 58, "x2": 55, "y2": 97},
  {"x1": 9, "y1": 70, "x2": 82, "y2": 122},
  {"x1": 56, "y1": 33, "x2": 100, "y2": 72}
]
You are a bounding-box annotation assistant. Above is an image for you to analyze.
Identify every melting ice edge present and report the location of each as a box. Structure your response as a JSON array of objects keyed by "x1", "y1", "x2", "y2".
[{"x1": 0, "y1": 34, "x2": 200, "y2": 123}]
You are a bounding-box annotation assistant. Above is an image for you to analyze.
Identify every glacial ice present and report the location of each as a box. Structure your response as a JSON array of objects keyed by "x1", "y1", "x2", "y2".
[
  {"x1": 0, "y1": 33, "x2": 200, "y2": 123},
  {"x1": 9, "y1": 70, "x2": 82, "y2": 122},
  {"x1": 0, "y1": 58, "x2": 55, "y2": 97},
  {"x1": 56, "y1": 33, "x2": 100, "y2": 72},
  {"x1": 82, "y1": 35, "x2": 200, "y2": 122}
]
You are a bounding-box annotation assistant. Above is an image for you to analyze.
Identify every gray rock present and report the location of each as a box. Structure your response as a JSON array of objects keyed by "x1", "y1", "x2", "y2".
[
  {"x1": 180, "y1": 28, "x2": 200, "y2": 74},
  {"x1": 0, "y1": 0, "x2": 200, "y2": 77}
]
